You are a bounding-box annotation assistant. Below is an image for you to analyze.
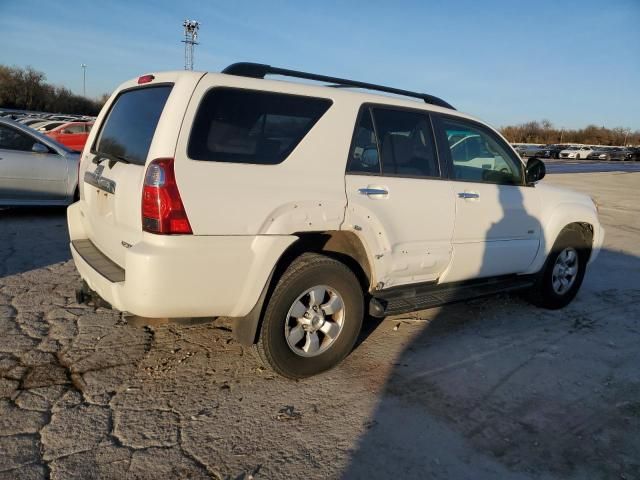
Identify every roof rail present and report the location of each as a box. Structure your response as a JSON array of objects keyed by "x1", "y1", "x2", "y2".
[{"x1": 221, "y1": 62, "x2": 455, "y2": 110}]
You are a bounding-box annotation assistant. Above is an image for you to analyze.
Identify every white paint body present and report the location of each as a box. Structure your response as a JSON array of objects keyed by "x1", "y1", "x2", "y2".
[{"x1": 68, "y1": 70, "x2": 604, "y2": 318}]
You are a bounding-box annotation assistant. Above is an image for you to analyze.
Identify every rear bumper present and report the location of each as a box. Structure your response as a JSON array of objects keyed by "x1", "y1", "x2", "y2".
[{"x1": 67, "y1": 203, "x2": 296, "y2": 318}]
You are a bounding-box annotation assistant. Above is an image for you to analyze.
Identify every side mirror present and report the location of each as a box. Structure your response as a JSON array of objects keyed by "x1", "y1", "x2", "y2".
[
  {"x1": 526, "y1": 157, "x2": 546, "y2": 183},
  {"x1": 32, "y1": 143, "x2": 49, "y2": 154}
]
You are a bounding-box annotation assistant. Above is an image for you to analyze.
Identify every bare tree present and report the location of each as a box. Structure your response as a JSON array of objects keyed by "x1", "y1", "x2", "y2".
[
  {"x1": 0, "y1": 64, "x2": 108, "y2": 115},
  {"x1": 500, "y1": 120, "x2": 639, "y2": 146}
]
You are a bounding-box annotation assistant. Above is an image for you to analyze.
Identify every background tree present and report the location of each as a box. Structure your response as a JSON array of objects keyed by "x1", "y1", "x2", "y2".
[
  {"x1": 0, "y1": 64, "x2": 109, "y2": 115},
  {"x1": 500, "y1": 120, "x2": 639, "y2": 146}
]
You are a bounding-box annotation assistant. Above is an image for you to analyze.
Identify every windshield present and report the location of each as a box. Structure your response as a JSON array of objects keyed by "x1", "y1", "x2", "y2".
[{"x1": 94, "y1": 85, "x2": 173, "y2": 165}]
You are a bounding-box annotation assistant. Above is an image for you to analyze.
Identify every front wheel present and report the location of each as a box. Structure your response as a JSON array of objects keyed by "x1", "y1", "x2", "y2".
[
  {"x1": 527, "y1": 229, "x2": 589, "y2": 309},
  {"x1": 254, "y1": 253, "x2": 364, "y2": 379}
]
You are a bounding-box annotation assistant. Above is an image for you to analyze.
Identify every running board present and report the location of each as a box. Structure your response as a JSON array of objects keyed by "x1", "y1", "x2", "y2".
[{"x1": 370, "y1": 275, "x2": 535, "y2": 317}]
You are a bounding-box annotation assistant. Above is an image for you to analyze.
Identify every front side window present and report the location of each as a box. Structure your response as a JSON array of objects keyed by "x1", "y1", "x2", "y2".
[
  {"x1": 440, "y1": 118, "x2": 523, "y2": 185},
  {"x1": 347, "y1": 106, "x2": 440, "y2": 178},
  {"x1": 188, "y1": 88, "x2": 332, "y2": 165},
  {"x1": 0, "y1": 125, "x2": 34, "y2": 152}
]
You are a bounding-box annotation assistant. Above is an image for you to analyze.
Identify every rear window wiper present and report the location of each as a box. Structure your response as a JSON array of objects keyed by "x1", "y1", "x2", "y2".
[{"x1": 92, "y1": 152, "x2": 130, "y2": 165}]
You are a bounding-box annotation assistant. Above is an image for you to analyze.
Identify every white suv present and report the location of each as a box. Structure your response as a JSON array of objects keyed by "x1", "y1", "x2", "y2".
[{"x1": 68, "y1": 63, "x2": 604, "y2": 378}]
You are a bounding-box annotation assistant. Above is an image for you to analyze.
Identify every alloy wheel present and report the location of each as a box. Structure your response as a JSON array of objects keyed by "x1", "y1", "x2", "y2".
[
  {"x1": 551, "y1": 247, "x2": 579, "y2": 295},
  {"x1": 284, "y1": 285, "x2": 345, "y2": 357}
]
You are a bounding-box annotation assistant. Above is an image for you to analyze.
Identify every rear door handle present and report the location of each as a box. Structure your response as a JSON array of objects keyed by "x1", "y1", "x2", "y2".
[
  {"x1": 358, "y1": 187, "x2": 388, "y2": 196},
  {"x1": 458, "y1": 192, "x2": 480, "y2": 199}
]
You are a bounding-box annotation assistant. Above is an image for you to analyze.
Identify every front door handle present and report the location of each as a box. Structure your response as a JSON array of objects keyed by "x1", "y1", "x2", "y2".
[
  {"x1": 358, "y1": 187, "x2": 389, "y2": 196},
  {"x1": 457, "y1": 192, "x2": 480, "y2": 199}
]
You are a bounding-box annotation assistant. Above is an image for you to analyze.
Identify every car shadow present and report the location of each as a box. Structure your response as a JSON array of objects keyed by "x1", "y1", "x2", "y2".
[
  {"x1": 342, "y1": 171, "x2": 640, "y2": 479},
  {"x1": 0, "y1": 207, "x2": 71, "y2": 278}
]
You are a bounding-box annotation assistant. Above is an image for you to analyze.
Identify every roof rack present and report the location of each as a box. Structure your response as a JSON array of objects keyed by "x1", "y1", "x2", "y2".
[{"x1": 221, "y1": 62, "x2": 455, "y2": 110}]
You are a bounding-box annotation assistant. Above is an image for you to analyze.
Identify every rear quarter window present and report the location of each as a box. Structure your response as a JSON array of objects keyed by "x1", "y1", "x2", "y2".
[
  {"x1": 187, "y1": 88, "x2": 332, "y2": 165},
  {"x1": 94, "y1": 85, "x2": 173, "y2": 165}
]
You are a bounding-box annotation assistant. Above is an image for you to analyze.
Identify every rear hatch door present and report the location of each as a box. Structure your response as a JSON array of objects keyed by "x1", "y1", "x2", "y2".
[{"x1": 79, "y1": 72, "x2": 204, "y2": 267}]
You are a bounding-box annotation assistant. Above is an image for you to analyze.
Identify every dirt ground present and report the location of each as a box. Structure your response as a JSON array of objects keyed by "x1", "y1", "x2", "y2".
[{"x1": 1, "y1": 171, "x2": 638, "y2": 479}]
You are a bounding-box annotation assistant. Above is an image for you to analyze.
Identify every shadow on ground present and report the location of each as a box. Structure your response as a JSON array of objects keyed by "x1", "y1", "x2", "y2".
[
  {"x1": 342, "y1": 248, "x2": 640, "y2": 479},
  {"x1": 0, "y1": 208, "x2": 70, "y2": 278}
]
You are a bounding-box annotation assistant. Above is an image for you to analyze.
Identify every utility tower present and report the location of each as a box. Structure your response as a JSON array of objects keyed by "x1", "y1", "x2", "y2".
[{"x1": 182, "y1": 19, "x2": 200, "y2": 71}]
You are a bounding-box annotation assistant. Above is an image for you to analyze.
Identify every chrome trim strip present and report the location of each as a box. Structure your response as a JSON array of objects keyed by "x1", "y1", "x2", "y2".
[{"x1": 84, "y1": 169, "x2": 116, "y2": 194}]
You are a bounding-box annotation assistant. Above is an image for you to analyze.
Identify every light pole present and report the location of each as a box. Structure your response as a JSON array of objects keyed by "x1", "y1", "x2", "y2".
[
  {"x1": 81, "y1": 64, "x2": 87, "y2": 97},
  {"x1": 182, "y1": 20, "x2": 200, "y2": 71}
]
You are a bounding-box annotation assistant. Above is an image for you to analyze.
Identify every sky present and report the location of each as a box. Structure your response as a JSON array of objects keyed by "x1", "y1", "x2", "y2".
[{"x1": 1, "y1": 0, "x2": 638, "y2": 130}]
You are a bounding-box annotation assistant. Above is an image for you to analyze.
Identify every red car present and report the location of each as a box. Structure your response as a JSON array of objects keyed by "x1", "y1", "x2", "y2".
[{"x1": 46, "y1": 122, "x2": 93, "y2": 152}]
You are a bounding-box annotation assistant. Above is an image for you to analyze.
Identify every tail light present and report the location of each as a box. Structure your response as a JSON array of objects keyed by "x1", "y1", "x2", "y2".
[{"x1": 141, "y1": 158, "x2": 192, "y2": 234}]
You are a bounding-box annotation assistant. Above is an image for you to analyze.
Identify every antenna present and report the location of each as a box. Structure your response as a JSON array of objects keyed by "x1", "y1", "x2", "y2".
[{"x1": 182, "y1": 19, "x2": 200, "y2": 71}]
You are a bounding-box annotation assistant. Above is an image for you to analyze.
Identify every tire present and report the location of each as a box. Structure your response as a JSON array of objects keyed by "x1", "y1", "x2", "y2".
[
  {"x1": 254, "y1": 253, "x2": 364, "y2": 379},
  {"x1": 527, "y1": 228, "x2": 589, "y2": 309}
]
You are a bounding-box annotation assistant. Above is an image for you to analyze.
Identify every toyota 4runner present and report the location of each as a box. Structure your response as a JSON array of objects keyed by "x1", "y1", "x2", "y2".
[{"x1": 68, "y1": 63, "x2": 604, "y2": 378}]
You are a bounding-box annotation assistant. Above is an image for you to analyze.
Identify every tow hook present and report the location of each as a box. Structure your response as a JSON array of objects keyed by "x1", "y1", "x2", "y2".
[
  {"x1": 75, "y1": 281, "x2": 111, "y2": 309},
  {"x1": 75, "y1": 281, "x2": 91, "y2": 305}
]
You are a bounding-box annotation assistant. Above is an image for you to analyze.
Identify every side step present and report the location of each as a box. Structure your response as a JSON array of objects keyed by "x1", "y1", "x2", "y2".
[{"x1": 370, "y1": 275, "x2": 535, "y2": 317}]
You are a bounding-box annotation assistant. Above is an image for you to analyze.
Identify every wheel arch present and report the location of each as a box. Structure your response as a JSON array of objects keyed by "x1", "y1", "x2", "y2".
[
  {"x1": 527, "y1": 203, "x2": 597, "y2": 274},
  {"x1": 232, "y1": 230, "x2": 374, "y2": 345}
]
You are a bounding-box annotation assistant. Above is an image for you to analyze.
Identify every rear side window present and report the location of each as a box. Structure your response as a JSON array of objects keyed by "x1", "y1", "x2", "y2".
[
  {"x1": 188, "y1": 88, "x2": 332, "y2": 165},
  {"x1": 94, "y1": 85, "x2": 172, "y2": 165},
  {"x1": 374, "y1": 108, "x2": 439, "y2": 177},
  {"x1": 347, "y1": 105, "x2": 440, "y2": 178}
]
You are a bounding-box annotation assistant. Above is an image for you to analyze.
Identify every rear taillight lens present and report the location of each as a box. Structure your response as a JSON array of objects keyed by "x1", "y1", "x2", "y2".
[{"x1": 141, "y1": 158, "x2": 192, "y2": 234}]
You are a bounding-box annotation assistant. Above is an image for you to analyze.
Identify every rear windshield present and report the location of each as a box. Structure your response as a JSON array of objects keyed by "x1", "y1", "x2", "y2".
[
  {"x1": 94, "y1": 85, "x2": 172, "y2": 165},
  {"x1": 188, "y1": 88, "x2": 332, "y2": 165}
]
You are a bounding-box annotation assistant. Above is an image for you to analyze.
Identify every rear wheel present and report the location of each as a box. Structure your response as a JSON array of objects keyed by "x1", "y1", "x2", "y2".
[
  {"x1": 254, "y1": 253, "x2": 364, "y2": 379},
  {"x1": 527, "y1": 228, "x2": 589, "y2": 309}
]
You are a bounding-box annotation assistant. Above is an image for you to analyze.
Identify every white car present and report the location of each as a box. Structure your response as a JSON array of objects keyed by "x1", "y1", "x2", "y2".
[
  {"x1": 559, "y1": 146, "x2": 594, "y2": 159},
  {"x1": 68, "y1": 63, "x2": 604, "y2": 378}
]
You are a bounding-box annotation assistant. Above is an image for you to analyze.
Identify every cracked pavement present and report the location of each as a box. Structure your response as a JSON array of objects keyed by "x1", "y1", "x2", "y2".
[{"x1": 1, "y1": 172, "x2": 639, "y2": 479}]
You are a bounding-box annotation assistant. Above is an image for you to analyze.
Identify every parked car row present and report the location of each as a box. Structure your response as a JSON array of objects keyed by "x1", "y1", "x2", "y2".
[
  {"x1": 513, "y1": 143, "x2": 639, "y2": 161},
  {"x1": 0, "y1": 110, "x2": 95, "y2": 152}
]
